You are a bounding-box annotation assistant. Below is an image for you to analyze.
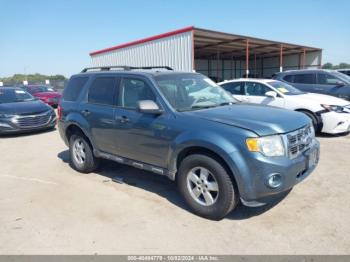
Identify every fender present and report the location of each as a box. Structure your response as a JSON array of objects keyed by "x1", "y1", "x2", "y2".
[
  {"x1": 167, "y1": 130, "x2": 245, "y2": 184},
  {"x1": 63, "y1": 112, "x2": 97, "y2": 149}
]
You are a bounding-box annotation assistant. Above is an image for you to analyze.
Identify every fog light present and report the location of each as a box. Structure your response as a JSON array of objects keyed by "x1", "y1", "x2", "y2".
[{"x1": 266, "y1": 173, "x2": 282, "y2": 189}]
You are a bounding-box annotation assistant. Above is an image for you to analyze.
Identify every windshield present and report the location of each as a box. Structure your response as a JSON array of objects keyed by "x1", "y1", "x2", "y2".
[
  {"x1": 268, "y1": 80, "x2": 305, "y2": 95},
  {"x1": 154, "y1": 73, "x2": 236, "y2": 111},
  {"x1": 27, "y1": 86, "x2": 55, "y2": 93},
  {"x1": 0, "y1": 89, "x2": 35, "y2": 103}
]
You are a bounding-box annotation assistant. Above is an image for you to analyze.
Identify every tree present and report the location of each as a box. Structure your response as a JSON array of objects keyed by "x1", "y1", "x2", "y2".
[{"x1": 322, "y1": 63, "x2": 333, "y2": 69}]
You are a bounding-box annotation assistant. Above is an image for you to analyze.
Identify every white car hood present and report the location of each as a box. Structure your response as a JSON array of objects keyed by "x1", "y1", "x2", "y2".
[{"x1": 296, "y1": 93, "x2": 350, "y2": 106}]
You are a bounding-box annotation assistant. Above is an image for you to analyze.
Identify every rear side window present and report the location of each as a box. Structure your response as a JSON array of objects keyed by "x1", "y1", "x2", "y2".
[
  {"x1": 63, "y1": 77, "x2": 88, "y2": 101},
  {"x1": 88, "y1": 77, "x2": 118, "y2": 106},
  {"x1": 293, "y1": 74, "x2": 316, "y2": 84},
  {"x1": 221, "y1": 82, "x2": 244, "y2": 95}
]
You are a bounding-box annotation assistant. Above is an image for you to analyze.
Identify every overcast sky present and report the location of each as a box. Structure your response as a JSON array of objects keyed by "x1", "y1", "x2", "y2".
[{"x1": 0, "y1": 0, "x2": 349, "y2": 78}]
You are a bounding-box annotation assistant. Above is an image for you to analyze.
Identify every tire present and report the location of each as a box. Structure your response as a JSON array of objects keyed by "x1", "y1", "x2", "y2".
[
  {"x1": 299, "y1": 110, "x2": 319, "y2": 132},
  {"x1": 69, "y1": 133, "x2": 99, "y2": 173},
  {"x1": 177, "y1": 154, "x2": 238, "y2": 220}
]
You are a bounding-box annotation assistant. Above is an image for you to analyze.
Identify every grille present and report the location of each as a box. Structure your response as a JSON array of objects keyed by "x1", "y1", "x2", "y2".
[
  {"x1": 14, "y1": 111, "x2": 52, "y2": 129},
  {"x1": 286, "y1": 125, "x2": 314, "y2": 158}
]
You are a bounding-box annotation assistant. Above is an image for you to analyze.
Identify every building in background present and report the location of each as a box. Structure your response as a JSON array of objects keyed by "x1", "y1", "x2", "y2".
[{"x1": 90, "y1": 26, "x2": 322, "y2": 81}]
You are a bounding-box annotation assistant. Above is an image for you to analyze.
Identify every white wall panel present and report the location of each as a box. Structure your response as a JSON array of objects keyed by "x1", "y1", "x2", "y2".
[{"x1": 91, "y1": 31, "x2": 193, "y2": 72}]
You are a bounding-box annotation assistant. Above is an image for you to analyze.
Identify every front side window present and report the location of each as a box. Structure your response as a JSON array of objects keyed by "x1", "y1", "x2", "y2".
[
  {"x1": 88, "y1": 77, "x2": 117, "y2": 105},
  {"x1": 117, "y1": 78, "x2": 156, "y2": 109},
  {"x1": 293, "y1": 73, "x2": 316, "y2": 84},
  {"x1": 154, "y1": 73, "x2": 235, "y2": 111},
  {"x1": 221, "y1": 82, "x2": 244, "y2": 95},
  {"x1": 245, "y1": 82, "x2": 270, "y2": 96},
  {"x1": 317, "y1": 73, "x2": 340, "y2": 85}
]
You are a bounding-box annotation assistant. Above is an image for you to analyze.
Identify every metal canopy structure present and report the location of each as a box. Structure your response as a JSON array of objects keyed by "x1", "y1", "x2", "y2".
[
  {"x1": 193, "y1": 27, "x2": 320, "y2": 60},
  {"x1": 192, "y1": 27, "x2": 322, "y2": 79},
  {"x1": 90, "y1": 26, "x2": 322, "y2": 80}
]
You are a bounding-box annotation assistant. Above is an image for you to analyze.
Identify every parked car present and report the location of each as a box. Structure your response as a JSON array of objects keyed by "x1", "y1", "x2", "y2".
[
  {"x1": 21, "y1": 85, "x2": 62, "y2": 107},
  {"x1": 58, "y1": 66, "x2": 320, "y2": 220},
  {"x1": 0, "y1": 87, "x2": 56, "y2": 134},
  {"x1": 273, "y1": 69, "x2": 350, "y2": 101},
  {"x1": 337, "y1": 69, "x2": 350, "y2": 77},
  {"x1": 219, "y1": 79, "x2": 350, "y2": 134}
]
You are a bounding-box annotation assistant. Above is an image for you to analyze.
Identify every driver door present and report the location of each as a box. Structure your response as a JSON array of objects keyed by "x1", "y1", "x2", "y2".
[{"x1": 244, "y1": 82, "x2": 285, "y2": 108}]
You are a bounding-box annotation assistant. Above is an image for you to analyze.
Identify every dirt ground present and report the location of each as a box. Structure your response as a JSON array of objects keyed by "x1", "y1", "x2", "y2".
[{"x1": 0, "y1": 129, "x2": 349, "y2": 254}]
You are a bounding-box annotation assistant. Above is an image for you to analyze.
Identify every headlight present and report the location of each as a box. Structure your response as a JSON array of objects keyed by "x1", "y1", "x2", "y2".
[
  {"x1": 321, "y1": 104, "x2": 344, "y2": 113},
  {"x1": 246, "y1": 135, "x2": 285, "y2": 157},
  {"x1": 0, "y1": 114, "x2": 14, "y2": 118}
]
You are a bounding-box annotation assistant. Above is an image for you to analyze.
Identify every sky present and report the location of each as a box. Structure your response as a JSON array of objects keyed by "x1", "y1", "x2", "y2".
[{"x1": 0, "y1": 0, "x2": 349, "y2": 78}]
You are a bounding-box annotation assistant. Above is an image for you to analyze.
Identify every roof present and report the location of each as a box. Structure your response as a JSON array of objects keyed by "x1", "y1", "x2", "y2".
[
  {"x1": 90, "y1": 26, "x2": 321, "y2": 58},
  {"x1": 76, "y1": 69, "x2": 199, "y2": 78},
  {"x1": 219, "y1": 78, "x2": 276, "y2": 84}
]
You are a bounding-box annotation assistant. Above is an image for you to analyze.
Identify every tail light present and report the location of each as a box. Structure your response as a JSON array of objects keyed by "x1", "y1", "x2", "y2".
[{"x1": 57, "y1": 104, "x2": 62, "y2": 120}]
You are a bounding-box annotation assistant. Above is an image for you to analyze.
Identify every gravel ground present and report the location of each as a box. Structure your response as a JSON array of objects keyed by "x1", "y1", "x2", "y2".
[{"x1": 0, "y1": 129, "x2": 349, "y2": 254}]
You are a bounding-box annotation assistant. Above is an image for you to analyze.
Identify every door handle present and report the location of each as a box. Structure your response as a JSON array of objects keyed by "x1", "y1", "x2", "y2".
[
  {"x1": 116, "y1": 116, "x2": 130, "y2": 123},
  {"x1": 81, "y1": 109, "x2": 90, "y2": 116}
]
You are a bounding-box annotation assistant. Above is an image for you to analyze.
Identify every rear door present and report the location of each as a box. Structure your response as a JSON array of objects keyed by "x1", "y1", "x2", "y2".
[
  {"x1": 244, "y1": 81, "x2": 285, "y2": 108},
  {"x1": 79, "y1": 76, "x2": 119, "y2": 154}
]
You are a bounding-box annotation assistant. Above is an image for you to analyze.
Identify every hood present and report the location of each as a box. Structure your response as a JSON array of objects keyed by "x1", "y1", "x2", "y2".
[
  {"x1": 33, "y1": 92, "x2": 61, "y2": 98},
  {"x1": 0, "y1": 100, "x2": 52, "y2": 115},
  {"x1": 185, "y1": 104, "x2": 310, "y2": 136},
  {"x1": 295, "y1": 93, "x2": 350, "y2": 106}
]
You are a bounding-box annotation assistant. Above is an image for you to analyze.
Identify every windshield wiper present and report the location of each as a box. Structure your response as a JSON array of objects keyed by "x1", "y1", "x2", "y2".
[{"x1": 218, "y1": 102, "x2": 234, "y2": 106}]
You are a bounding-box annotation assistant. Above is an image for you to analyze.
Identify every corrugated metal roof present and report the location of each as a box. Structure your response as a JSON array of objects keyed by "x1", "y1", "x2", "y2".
[{"x1": 89, "y1": 26, "x2": 321, "y2": 58}]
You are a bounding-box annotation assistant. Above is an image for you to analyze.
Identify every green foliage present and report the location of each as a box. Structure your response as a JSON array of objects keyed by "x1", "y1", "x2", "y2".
[
  {"x1": 0, "y1": 73, "x2": 67, "y2": 85},
  {"x1": 322, "y1": 62, "x2": 350, "y2": 70}
]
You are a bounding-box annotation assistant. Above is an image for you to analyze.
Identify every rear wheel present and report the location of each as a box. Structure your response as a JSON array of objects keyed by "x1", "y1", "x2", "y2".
[
  {"x1": 69, "y1": 133, "x2": 99, "y2": 173},
  {"x1": 177, "y1": 154, "x2": 238, "y2": 220}
]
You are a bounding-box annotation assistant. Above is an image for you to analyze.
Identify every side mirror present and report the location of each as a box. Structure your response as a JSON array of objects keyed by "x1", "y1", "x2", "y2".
[
  {"x1": 137, "y1": 100, "x2": 163, "y2": 115},
  {"x1": 335, "y1": 81, "x2": 345, "y2": 87},
  {"x1": 265, "y1": 91, "x2": 277, "y2": 98}
]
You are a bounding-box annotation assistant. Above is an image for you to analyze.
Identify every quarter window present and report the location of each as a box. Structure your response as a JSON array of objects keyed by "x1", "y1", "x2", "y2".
[
  {"x1": 283, "y1": 75, "x2": 294, "y2": 83},
  {"x1": 118, "y1": 78, "x2": 156, "y2": 109},
  {"x1": 88, "y1": 77, "x2": 117, "y2": 105},
  {"x1": 221, "y1": 82, "x2": 244, "y2": 95},
  {"x1": 63, "y1": 77, "x2": 88, "y2": 101}
]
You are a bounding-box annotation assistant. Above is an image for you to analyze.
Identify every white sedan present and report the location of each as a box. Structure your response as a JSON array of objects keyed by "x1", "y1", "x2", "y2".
[{"x1": 218, "y1": 79, "x2": 350, "y2": 134}]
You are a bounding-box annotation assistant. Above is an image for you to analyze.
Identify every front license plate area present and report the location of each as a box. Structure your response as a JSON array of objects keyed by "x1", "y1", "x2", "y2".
[{"x1": 306, "y1": 147, "x2": 319, "y2": 169}]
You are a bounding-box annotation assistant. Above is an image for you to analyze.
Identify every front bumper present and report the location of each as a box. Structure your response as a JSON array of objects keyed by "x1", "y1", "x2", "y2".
[
  {"x1": 320, "y1": 111, "x2": 350, "y2": 134},
  {"x1": 232, "y1": 139, "x2": 320, "y2": 207},
  {"x1": 0, "y1": 111, "x2": 57, "y2": 135}
]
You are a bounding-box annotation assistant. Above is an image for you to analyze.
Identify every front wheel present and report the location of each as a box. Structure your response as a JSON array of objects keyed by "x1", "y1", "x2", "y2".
[
  {"x1": 298, "y1": 110, "x2": 319, "y2": 132},
  {"x1": 177, "y1": 154, "x2": 238, "y2": 220}
]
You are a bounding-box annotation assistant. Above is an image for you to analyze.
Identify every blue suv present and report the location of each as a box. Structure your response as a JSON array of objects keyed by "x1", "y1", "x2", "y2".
[
  {"x1": 273, "y1": 69, "x2": 350, "y2": 101},
  {"x1": 58, "y1": 66, "x2": 320, "y2": 220}
]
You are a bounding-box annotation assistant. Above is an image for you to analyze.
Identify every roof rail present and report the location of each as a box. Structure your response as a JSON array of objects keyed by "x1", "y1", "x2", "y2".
[{"x1": 81, "y1": 65, "x2": 173, "y2": 73}]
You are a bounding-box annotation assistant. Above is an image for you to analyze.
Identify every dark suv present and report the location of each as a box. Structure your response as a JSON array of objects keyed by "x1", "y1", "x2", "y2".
[
  {"x1": 58, "y1": 66, "x2": 320, "y2": 220},
  {"x1": 273, "y1": 69, "x2": 350, "y2": 101}
]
